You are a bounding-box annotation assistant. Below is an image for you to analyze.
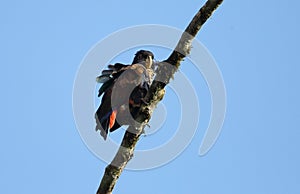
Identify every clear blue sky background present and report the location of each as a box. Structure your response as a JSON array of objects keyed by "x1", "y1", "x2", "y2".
[{"x1": 1, "y1": 0, "x2": 300, "y2": 194}]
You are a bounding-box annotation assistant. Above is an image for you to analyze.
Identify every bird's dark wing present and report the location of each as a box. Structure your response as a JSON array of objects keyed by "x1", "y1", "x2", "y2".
[
  {"x1": 95, "y1": 88, "x2": 114, "y2": 140},
  {"x1": 96, "y1": 63, "x2": 129, "y2": 97},
  {"x1": 95, "y1": 63, "x2": 152, "y2": 140}
]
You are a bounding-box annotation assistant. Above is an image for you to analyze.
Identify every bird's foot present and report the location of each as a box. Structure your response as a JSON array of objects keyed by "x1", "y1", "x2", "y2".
[
  {"x1": 141, "y1": 123, "x2": 150, "y2": 135},
  {"x1": 141, "y1": 107, "x2": 151, "y2": 121},
  {"x1": 141, "y1": 98, "x2": 149, "y2": 105}
]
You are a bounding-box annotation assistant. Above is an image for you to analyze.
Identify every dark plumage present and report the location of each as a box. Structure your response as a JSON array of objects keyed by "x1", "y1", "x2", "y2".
[{"x1": 95, "y1": 50, "x2": 155, "y2": 140}]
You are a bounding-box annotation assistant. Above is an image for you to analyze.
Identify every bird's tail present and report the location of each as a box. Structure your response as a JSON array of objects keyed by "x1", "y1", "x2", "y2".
[{"x1": 95, "y1": 109, "x2": 119, "y2": 140}]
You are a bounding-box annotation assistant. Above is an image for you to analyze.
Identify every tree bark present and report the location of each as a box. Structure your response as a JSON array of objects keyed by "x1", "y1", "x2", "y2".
[{"x1": 97, "y1": 0, "x2": 223, "y2": 193}]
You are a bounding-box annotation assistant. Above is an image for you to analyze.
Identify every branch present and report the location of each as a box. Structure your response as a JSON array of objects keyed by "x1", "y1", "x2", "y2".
[{"x1": 97, "y1": 1, "x2": 223, "y2": 193}]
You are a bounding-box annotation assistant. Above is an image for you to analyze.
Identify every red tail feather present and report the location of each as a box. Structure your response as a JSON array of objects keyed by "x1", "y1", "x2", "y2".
[{"x1": 109, "y1": 110, "x2": 117, "y2": 129}]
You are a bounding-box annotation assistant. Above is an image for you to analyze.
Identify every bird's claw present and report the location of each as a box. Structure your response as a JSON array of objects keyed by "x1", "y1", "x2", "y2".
[{"x1": 141, "y1": 98, "x2": 149, "y2": 105}]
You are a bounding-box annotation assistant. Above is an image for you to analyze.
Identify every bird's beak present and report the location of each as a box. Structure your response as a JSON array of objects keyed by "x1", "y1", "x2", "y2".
[{"x1": 145, "y1": 56, "x2": 153, "y2": 69}]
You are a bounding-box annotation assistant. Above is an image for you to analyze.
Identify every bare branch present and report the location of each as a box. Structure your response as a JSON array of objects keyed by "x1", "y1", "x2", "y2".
[{"x1": 97, "y1": 1, "x2": 223, "y2": 193}]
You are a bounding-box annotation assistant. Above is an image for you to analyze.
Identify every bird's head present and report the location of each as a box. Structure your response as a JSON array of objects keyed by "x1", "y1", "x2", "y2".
[{"x1": 132, "y1": 50, "x2": 154, "y2": 69}]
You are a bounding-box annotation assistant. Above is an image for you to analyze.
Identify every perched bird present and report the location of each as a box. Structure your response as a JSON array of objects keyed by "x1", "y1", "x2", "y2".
[{"x1": 95, "y1": 50, "x2": 155, "y2": 140}]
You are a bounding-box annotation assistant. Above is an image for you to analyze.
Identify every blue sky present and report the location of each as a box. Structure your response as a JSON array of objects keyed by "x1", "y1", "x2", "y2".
[{"x1": 1, "y1": 0, "x2": 300, "y2": 194}]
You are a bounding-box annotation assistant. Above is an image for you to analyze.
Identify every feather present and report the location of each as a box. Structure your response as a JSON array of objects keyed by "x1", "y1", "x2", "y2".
[
  {"x1": 101, "y1": 70, "x2": 114, "y2": 75},
  {"x1": 98, "y1": 79, "x2": 114, "y2": 97},
  {"x1": 109, "y1": 110, "x2": 117, "y2": 129},
  {"x1": 96, "y1": 75, "x2": 111, "y2": 83},
  {"x1": 108, "y1": 63, "x2": 128, "y2": 71}
]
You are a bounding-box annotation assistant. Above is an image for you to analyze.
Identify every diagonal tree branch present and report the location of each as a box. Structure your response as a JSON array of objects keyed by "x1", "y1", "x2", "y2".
[{"x1": 97, "y1": 0, "x2": 223, "y2": 193}]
